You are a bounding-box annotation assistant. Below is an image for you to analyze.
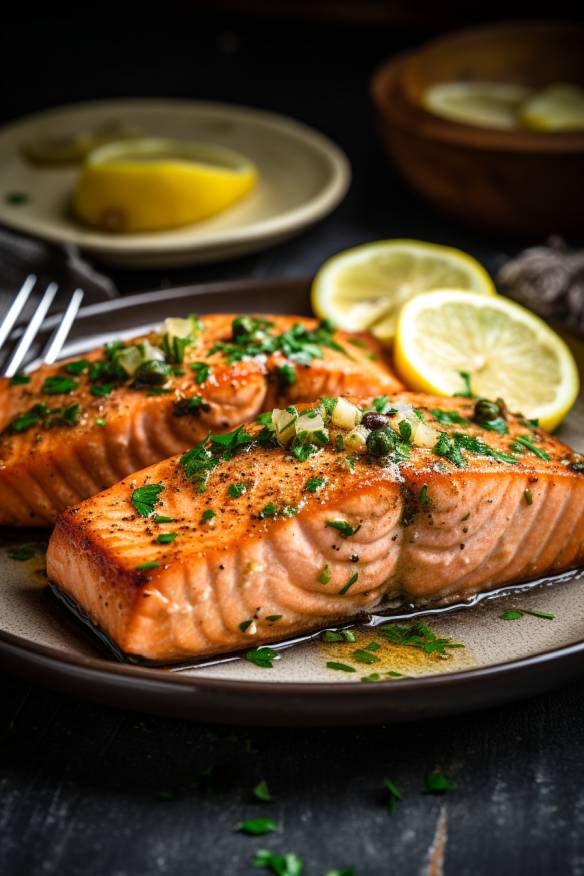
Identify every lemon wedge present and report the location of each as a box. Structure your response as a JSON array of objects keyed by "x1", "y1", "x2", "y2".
[
  {"x1": 311, "y1": 239, "x2": 495, "y2": 343},
  {"x1": 423, "y1": 82, "x2": 532, "y2": 129},
  {"x1": 394, "y1": 289, "x2": 579, "y2": 431},
  {"x1": 519, "y1": 83, "x2": 584, "y2": 132},
  {"x1": 73, "y1": 138, "x2": 258, "y2": 233}
]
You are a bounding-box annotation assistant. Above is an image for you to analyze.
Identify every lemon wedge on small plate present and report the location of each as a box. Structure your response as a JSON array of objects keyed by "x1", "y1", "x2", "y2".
[
  {"x1": 394, "y1": 289, "x2": 579, "y2": 431},
  {"x1": 312, "y1": 239, "x2": 495, "y2": 343},
  {"x1": 423, "y1": 81, "x2": 532, "y2": 129},
  {"x1": 74, "y1": 138, "x2": 258, "y2": 233},
  {"x1": 519, "y1": 83, "x2": 584, "y2": 132}
]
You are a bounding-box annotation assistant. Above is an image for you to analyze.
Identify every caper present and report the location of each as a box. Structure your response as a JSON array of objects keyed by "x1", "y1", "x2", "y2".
[
  {"x1": 473, "y1": 398, "x2": 504, "y2": 424},
  {"x1": 366, "y1": 428, "x2": 396, "y2": 457},
  {"x1": 568, "y1": 453, "x2": 584, "y2": 474},
  {"x1": 362, "y1": 411, "x2": 390, "y2": 431},
  {"x1": 134, "y1": 360, "x2": 172, "y2": 386}
]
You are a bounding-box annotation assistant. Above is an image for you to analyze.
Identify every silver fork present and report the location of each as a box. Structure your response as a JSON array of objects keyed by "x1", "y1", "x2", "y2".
[{"x1": 0, "y1": 275, "x2": 85, "y2": 377}]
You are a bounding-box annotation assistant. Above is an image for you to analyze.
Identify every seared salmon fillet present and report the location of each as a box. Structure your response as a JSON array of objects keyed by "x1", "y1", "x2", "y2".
[
  {"x1": 0, "y1": 314, "x2": 401, "y2": 525},
  {"x1": 47, "y1": 393, "x2": 584, "y2": 663}
]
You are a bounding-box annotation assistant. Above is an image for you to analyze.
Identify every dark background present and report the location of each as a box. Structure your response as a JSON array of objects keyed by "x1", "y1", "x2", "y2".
[{"x1": 2, "y1": 6, "x2": 584, "y2": 875}]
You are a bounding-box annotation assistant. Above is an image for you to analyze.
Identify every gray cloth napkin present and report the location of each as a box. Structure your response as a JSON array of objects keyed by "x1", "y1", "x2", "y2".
[{"x1": 0, "y1": 226, "x2": 118, "y2": 315}]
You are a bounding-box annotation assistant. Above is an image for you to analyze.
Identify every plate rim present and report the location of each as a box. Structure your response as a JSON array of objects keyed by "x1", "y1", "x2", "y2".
[{"x1": 0, "y1": 97, "x2": 351, "y2": 255}]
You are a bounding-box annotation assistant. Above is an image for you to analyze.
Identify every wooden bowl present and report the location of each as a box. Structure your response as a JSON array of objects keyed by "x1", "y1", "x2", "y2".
[{"x1": 371, "y1": 21, "x2": 584, "y2": 236}]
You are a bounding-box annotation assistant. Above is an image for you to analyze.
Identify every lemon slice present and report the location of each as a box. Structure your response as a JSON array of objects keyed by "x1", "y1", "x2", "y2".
[
  {"x1": 423, "y1": 82, "x2": 532, "y2": 129},
  {"x1": 394, "y1": 289, "x2": 579, "y2": 431},
  {"x1": 519, "y1": 83, "x2": 584, "y2": 132},
  {"x1": 73, "y1": 138, "x2": 258, "y2": 233},
  {"x1": 312, "y1": 239, "x2": 495, "y2": 343}
]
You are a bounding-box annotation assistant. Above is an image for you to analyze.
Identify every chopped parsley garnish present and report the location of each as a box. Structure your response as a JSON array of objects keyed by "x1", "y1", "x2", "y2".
[
  {"x1": 524, "y1": 488, "x2": 533, "y2": 505},
  {"x1": 239, "y1": 620, "x2": 254, "y2": 633},
  {"x1": 8, "y1": 542, "x2": 45, "y2": 561},
  {"x1": 453, "y1": 432, "x2": 519, "y2": 465},
  {"x1": 398, "y1": 420, "x2": 413, "y2": 442},
  {"x1": 41, "y1": 375, "x2": 78, "y2": 395},
  {"x1": 500, "y1": 608, "x2": 554, "y2": 621},
  {"x1": 419, "y1": 484, "x2": 428, "y2": 505},
  {"x1": 433, "y1": 432, "x2": 465, "y2": 467},
  {"x1": 361, "y1": 673, "x2": 381, "y2": 683},
  {"x1": 252, "y1": 850, "x2": 303, "y2": 876},
  {"x1": 429, "y1": 408, "x2": 468, "y2": 426},
  {"x1": 377, "y1": 621, "x2": 464, "y2": 656},
  {"x1": 210, "y1": 316, "x2": 345, "y2": 366},
  {"x1": 6, "y1": 192, "x2": 29, "y2": 205},
  {"x1": 156, "y1": 532, "x2": 177, "y2": 544},
  {"x1": 90, "y1": 383, "x2": 115, "y2": 398},
  {"x1": 325, "y1": 520, "x2": 361, "y2": 538},
  {"x1": 321, "y1": 629, "x2": 356, "y2": 643},
  {"x1": 136, "y1": 561, "x2": 160, "y2": 571},
  {"x1": 154, "y1": 515, "x2": 175, "y2": 523},
  {"x1": 259, "y1": 502, "x2": 277, "y2": 519},
  {"x1": 371, "y1": 396, "x2": 396, "y2": 415},
  {"x1": 345, "y1": 454, "x2": 356, "y2": 473},
  {"x1": 180, "y1": 426, "x2": 257, "y2": 492},
  {"x1": 276, "y1": 363, "x2": 297, "y2": 387},
  {"x1": 191, "y1": 362, "x2": 211, "y2": 384},
  {"x1": 453, "y1": 370, "x2": 475, "y2": 398},
  {"x1": 511, "y1": 434, "x2": 551, "y2": 460},
  {"x1": 424, "y1": 768, "x2": 456, "y2": 793},
  {"x1": 246, "y1": 647, "x2": 279, "y2": 668},
  {"x1": 239, "y1": 818, "x2": 277, "y2": 836},
  {"x1": 289, "y1": 436, "x2": 321, "y2": 462},
  {"x1": 63, "y1": 359, "x2": 89, "y2": 375},
  {"x1": 228, "y1": 482, "x2": 247, "y2": 498},
  {"x1": 9, "y1": 373, "x2": 31, "y2": 385},
  {"x1": 320, "y1": 397, "x2": 338, "y2": 417},
  {"x1": 201, "y1": 509, "x2": 215, "y2": 523},
  {"x1": 326, "y1": 661, "x2": 356, "y2": 673},
  {"x1": 384, "y1": 778, "x2": 402, "y2": 813},
  {"x1": 9, "y1": 402, "x2": 80, "y2": 433},
  {"x1": 339, "y1": 572, "x2": 359, "y2": 595},
  {"x1": 352, "y1": 648, "x2": 379, "y2": 664},
  {"x1": 253, "y1": 780, "x2": 273, "y2": 802},
  {"x1": 95, "y1": 417, "x2": 107, "y2": 427},
  {"x1": 266, "y1": 615, "x2": 282, "y2": 623},
  {"x1": 348, "y1": 338, "x2": 367, "y2": 349},
  {"x1": 318, "y1": 565, "x2": 332, "y2": 585},
  {"x1": 131, "y1": 483, "x2": 164, "y2": 517},
  {"x1": 305, "y1": 475, "x2": 326, "y2": 493},
  {"x1": 162, "y1": 333, "x2": 191, "y2": 365}
]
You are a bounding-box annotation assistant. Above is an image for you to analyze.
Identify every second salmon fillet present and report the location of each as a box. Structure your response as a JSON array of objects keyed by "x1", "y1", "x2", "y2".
[
  {"x1": 47, "y1": 394, "x2": 584, "y2": 663},
  {"x1": 0, "y1": 314, "x2": 401, "y2": 525}
]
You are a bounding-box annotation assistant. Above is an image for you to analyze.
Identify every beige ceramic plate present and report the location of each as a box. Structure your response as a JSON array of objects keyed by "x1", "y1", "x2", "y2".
[
  {"x1": 1, "y1": 279, "x2": 583, "y2": 725},
  {"x1": 0, "y1": 100, "x2": 350, "y2": 268}
]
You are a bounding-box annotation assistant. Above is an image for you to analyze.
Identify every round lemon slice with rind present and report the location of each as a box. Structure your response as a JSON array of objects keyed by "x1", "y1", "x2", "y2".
[
  {"x1": 73, "y1": 138, "x2": 258, "y2": 233},
  {"x1": 423, "y1": 81, "x2": 532, "y2": 129},
  {"x1": 311, "y1": 239, "x2": 495, "y2": 343},
  {"x1": 394, "y1": 289, "x2": 579, "y2": 431}
]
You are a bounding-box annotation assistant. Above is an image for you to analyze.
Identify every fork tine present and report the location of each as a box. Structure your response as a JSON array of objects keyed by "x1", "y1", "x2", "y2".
[
  {"x1": 42, "y1": 288, "x2": 85, "y2": 364},
  {"x1": 0, "y1": 274, "x2": 37, "y2": 353},
  {"x1": 4, "y1": 282, "x2": 59, "y2": 377}
]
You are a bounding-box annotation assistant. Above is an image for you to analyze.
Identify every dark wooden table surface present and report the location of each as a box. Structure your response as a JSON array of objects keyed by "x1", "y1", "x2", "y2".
[{"x1": 2, "y1": 10, "x2": 584, "y2": 875}]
